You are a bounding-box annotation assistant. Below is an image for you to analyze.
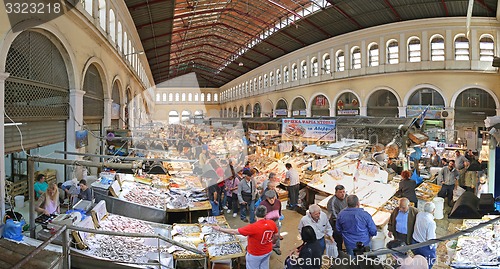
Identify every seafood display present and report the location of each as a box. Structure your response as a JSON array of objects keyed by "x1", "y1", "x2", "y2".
[
  {"x1": 172, "y1": 224, "x2": 201, "y2": 235},
  {"x1": 204, "y1": 233, "x2": 237, "y2": 245},
  {"x1": 85, "y1": 235, "x2": 161, "y2": 263},
  {"x1": 123, "y1": 183, "x2": 167, "y2": 209},
  {"x1": 381, "y1": 197, "x2": 400, "y2": 212},
  {"x1": 99, "y1": 214, "x2": 154, "y2": 235},
  {"x1": 415, "y1": 182, "x2": 440, "y2": 201},
  {"x1": 208, "y1": 242, "x2": 243, "y2": 257}
]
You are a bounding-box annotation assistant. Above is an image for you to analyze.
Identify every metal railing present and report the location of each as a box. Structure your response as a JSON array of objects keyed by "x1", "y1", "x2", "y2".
[{"x1": 13, "y1": 224, "x2": 207, "y2": 269}]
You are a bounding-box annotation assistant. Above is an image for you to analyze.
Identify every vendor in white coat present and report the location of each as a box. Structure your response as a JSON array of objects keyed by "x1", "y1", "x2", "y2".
[{"x1": 298, "y1": 204, "x2": 335, "y2": 255}]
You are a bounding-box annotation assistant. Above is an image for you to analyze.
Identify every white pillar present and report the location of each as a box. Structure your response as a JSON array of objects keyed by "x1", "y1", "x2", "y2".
[
  {"x1": 496, "y1": 108, "x2": 500, "y2": 116},
  {"x1": 398, "y1": 106, "x2": 407, "y2": 117},
  {"x1": 103, "y1": 98, "x2": 112, "y2": 129},
  {"x1": 67, "y1": 89, "x2": 85, "y2": 179},
  {"x1": 0, "y1": 72, "x2": 10, "y2": 221},
  {"x1": 359, "y1": 106, "x2": 367, "y2": 116}
]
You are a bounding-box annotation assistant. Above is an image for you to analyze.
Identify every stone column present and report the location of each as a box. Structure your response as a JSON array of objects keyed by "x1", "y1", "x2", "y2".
[
  {"x1": 67, "y1": 89, "x2": 85, "y2": 179},
  {"x1": 398, "y1": 106, "x2": 407, "y2": 118},
  {"x1": 359, "y1": 106, "x2": 367, "y2": 116},
  {"x1": 0, "y1": 72, "x2": 10, "y2": 221}
]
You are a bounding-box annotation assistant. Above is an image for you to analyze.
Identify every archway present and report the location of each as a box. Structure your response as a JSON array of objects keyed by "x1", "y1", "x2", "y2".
[
  {"x1": 367, "y1": 89, "x2": 399, "y2": 117},
  {"x1": 262, "y1": 100, "x2": 273, "y2": 117},
  {"x1": 335, "y1": 92, "x2": 359, "y2": 116},
  {"x1": 169, "y1": 111, "x2": 179, "y2": 124},
  {"x1": 291, "y1": 97, "x2": 307, "y2": 117},
  {"x1": 111, "y1": 79, "x2": 122, "y2": 128},
  {"x1": 245, "y1": 104, "x2": 252, "y2": 117},
  {"x1": 311, "y1": 94, "x2": 330, "y2": 117},
  {"x1": 253, "y1": 103, "x2": 261, "y2": 117},
  {"x1": 181, "y1": 110, "x2": 191, "y2": 123},
  {"x1": 275, "y1": 99, "x2": 288, "y2": 117}
]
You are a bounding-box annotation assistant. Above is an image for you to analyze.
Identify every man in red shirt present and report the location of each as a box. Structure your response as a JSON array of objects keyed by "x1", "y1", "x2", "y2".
[{"x1": 213, "y1": 205, "x2": 278, "y2": 269}]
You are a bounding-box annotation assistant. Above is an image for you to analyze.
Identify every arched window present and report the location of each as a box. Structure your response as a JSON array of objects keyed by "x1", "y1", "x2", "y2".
[
  {"x1": 292, "y1": 64, "x2": 298, "y2": 81},
  {"x1": 168, "y1": 93, "x2": 173, "y2": 102},
  {"x1": 351, "y1": 47, "x2": 361, "y2": 69},
  {"x1": 123, "y1": 32, "x2": 128, "y2": 55},
  {"x1": 214, "y1": 93, "x2": 218, "y2": 102},
  {"x1": 109, "y1": 9, "x2": 116, "y2": 43},
  {"x1": 336, "y1": 50, "x2": 345, "y2": 71},
  {"x1": 253, "y1": 78, "x2": 257, "y2": 91},
  {"x1": 207, "y1": 93, "x2": 211, "y2": 102},
  {"x1": 283, "y1": 66, "x2": 289, "y2": 83},
  {"x1": 311, "y1": 58, "x2": 318, "y2": 76},
  {"x1": 249, "y1": 80, "x2": 253, "y2": 92},
  {"x1": 276, "y1": 69, "x2": 281, "y2": 84},
  {"x1": 128, "y1": 40, "x2": 132, "y2": 62},
  {"x1": 430, "y1": 36, "x2": 445, "y2": 61},
  {"x1": 258, "y1": 76, "x2": 262, "y2": 89},
  {"x1": 408, "y1": 88, "x2": 444, "y2": 106},
  {"x1": 269, "y1": 72, "x2": 274, "y2": 86},
  {"x1": 175, "y1": 93, "x2": 180, "y2": 102},
  {"x1": 194, "y1": 93, "x2": 199, "y2": 102},
  {"x1": 455, "y1": 35, "x2": 469, "y2": 61},
  {"x1": 387, "y1": 40, "x2": 399, "y2": 64},
  {"x1": 83, "y1": 0, "x2": 93, "y2": 15},
  {"x1": 200, "y1": 93, "x2": 205, "y2": 102},
  {"x1": 117, "y1": 22, "x2": 123, "y2": 51},
  {"x1": 264, "y1": 74, "x2": 268, "y2": 87},
  {"x1": 323, "y1": 53, "x2": 331, "y2": 74},
  {"x1": 368, "y1": 43, "x2": 379, "y2": 67},
  {"x1": 156, "y1": 93, "x2": 160, "y2": 102},
  {"x1": 98, "y1": 0, "x2": 106, "y2": 30},
  {"x1": 479, "y1": 36, "x2": 494, "y2": 62},
  {"x1": 408, "y1": 37, "x2": 421, "y2": 62},
  {"x1": 162, "y1": 93, "x2": 167, "y2": 102},
  {"x1": 301, "y1": 60, "x2": 307, "y2": 78},
  {"x1": 181, "y1": 93, "x2": 186, "y2": 102},
  {"x1": 188, "y1": 93, "x2": 192, "y2": 101}
]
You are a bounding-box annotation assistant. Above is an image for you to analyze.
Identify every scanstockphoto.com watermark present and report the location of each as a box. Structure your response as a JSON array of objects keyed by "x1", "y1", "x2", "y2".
[{"x1": 287, "y1": 254, "x2": 455, "y2": 267}]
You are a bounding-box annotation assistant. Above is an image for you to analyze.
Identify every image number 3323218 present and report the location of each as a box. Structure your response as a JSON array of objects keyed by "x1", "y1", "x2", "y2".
[{"x1": 5, "y1": 2, "x2": 62, "y2": 14}]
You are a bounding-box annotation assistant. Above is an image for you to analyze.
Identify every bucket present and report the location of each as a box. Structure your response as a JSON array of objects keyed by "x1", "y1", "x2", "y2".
[
  {"x1": 14, "y1": 196, "x2": 24, "y2": 208},
  {"x1": 445, "y1": 240, "x2": 457, "y2": 261},
  {"x1": 371, "y1": 231, "x2": 386, "y2": 260},
  {"x1": 433, "y1": 197, "x2": 444, "y2": 219}
]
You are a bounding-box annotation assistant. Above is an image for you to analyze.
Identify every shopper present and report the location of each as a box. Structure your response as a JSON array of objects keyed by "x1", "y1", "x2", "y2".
[
  {"x1": 336, "y1": 195, "x2": 377, "y2": 256},
  {"x1": 298, "y1": 204, "x2": 334, "y2": 254},
  {"x1": 238, "y1": 170, "x2": 257, "y2": 223},
  {"x1": 454, "y1": 150, "x2": 468, "y2": 188},
  {"x1": 386, "y1": 240, "x2": 428, "y2": 269},
  {"x1": 34, "y1": 174, "x2": 48, "y2": 199},
  {"x1": 35, "y1": 183, "x2": 60, "y2": 216},
  {"x1": 224, "y1": 171, "x2": 240, "y2": 217},
  {"x1": 464, "y1": 154, "x2": 481, "y2": 193},
  {"x1": 287, "y1": 226, "x2": 323, "y2": 269},
  {"x1": 198, "y1": 144, "x2": 209, "y2": 166},
  {"x1": 78, "y1": 179, "x2": 93, "y2": 201},
  {"x1": 412, "y1": 202, "x2": 437, "y2": 269},
  {"x1": 327, "y1": 184, "x2": 348, "y2": 250},
  {"x1": 428, "y1": 149, "x2": 441, "y2": 167},
  {"x1": 388, "y1": 198, "x2": 419, "y2": 245},
  {"x1": 396, "y1": 170, "x2": 418, "y2": 208},
  {"x1": 437, "y1": 160, "x2": 459, "y2": 207},
  {"x1": 213, "y1": 205, "x2": 278, "y2": 269},
  {"x1": 260, "y1": 190, "x2": 282, "y2": 255},
  {"x1": 260, "y1": 172, "x2": 276, "y2": 197},
  {"x1": 208, "y1": 181, "x2": 220, "y2": 216},
  {"x1": 285, "y1": 163, "x2": 300, "y2": 209}
]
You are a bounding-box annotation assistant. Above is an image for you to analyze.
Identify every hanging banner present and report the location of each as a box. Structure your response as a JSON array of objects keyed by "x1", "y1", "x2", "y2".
[
  {"x1": 282, "y1": 118, "x2": 336, "y2": 141},
  {"x1": 407, "y1": 105, "x2": 444, "y2": 119}
]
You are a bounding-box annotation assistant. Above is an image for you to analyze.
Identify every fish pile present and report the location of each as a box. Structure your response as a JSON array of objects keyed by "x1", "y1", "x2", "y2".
[
  {"x1": 173, "y1": 225, "x2": 201, "y2": 235},
  {"x1": 124, "y1": 184, "x2": 167, "y2": 209},
  {"x1": 208, "y1": 242, "x2": 242, "y2": 257},
  {"x1": 382, "y1": 198, "x2": 400, "y2": 212},
  {"x1": 85, "y1": 235, "x2": 159, "y2": 262},
  {"x1": 99, "y1": 214, "x2": 155, "y2": 235},
  {"x1": 454, "y1": 237, "x2": 498, "y2": 264},
  {"x1": 204, "y1": 233, "x2": 236, "y2": 245}
]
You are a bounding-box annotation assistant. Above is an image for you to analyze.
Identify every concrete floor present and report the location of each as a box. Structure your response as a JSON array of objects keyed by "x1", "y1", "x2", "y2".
[{"x1": 224, "y1": 204, "x2": 461, "y2": 269}]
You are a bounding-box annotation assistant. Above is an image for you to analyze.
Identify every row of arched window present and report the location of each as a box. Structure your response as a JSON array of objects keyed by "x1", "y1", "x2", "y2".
[
  {"x1": 81, "y1": 0, "x2": 150, "y2": 88},
  {"x1": 155, "y1": 92, "x2": 219, "y2": 103},
  {"x1": 221, "y1": 34, "x2": 495, "y2": 101}
]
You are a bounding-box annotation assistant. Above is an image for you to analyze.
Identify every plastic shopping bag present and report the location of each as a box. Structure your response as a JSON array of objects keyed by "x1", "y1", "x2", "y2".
[{"x1": 325, "y1": 239, "x2": 338, "y2": 258}]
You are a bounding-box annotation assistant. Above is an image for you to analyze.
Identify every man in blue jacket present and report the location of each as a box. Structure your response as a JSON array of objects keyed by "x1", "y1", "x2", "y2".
[{"x1": 336, "y1": 194, "x2": 377, "y2": 256}]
